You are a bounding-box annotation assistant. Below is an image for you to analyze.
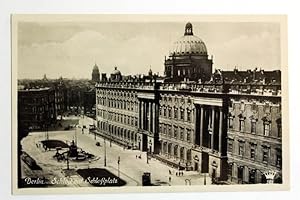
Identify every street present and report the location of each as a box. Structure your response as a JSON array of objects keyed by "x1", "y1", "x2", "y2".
[{"x1": 21, "y1": 116, "x2": 210, "y2": 187}]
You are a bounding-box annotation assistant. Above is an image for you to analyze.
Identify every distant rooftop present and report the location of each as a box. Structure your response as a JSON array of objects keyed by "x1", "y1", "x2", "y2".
[{"x1": 18, "y1": 87, "x2": 51, "y2": 92}]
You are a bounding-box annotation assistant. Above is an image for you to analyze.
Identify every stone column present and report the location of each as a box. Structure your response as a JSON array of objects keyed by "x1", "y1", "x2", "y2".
[
  {"x1": 138, "y1": 100, "x2": 141, "y2": 128},
  {"x1": 219, "y1": 107, "x2": 223, "y2": 153},
  {"x1": 183, "y1": 147, "x2": 187, "y2": 163},
  {"x1": 145, "y1": 101, "x2": 148, "y2": 130},
  {"x1": 194, "y1": 108, "x2": 197, "y2": 144},
  {"x1": 148, "y1": 102, "x2": 152, "y2": 132},
  {"x1": 244, "y1": 166, "x2": 249, "y2": 183},
  {"x1": 200, "y1": 106, "x2": 204, "y2": 146},
  {"x1": 166, "y1": 142, "x2": 168, "y2": 156},
  {"x1": 141, "y1": 101, "x2": 144, "y2": 129},
  {"x1": 152, "y1": 103, "x2": 156, "y2": 133},
  {"x1": 211, "y1": 107, "x2": 215, "y2": 150}
]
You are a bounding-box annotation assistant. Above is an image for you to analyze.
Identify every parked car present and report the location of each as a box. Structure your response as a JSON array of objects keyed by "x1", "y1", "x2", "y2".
[{"x1": 89, "y1": 125, "x2": 96, "y2": 131}]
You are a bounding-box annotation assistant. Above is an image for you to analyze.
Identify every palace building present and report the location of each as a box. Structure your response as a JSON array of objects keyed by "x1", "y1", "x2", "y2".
[{"x1": 95, "y1": 23, "x2": 282, "y2": 183}]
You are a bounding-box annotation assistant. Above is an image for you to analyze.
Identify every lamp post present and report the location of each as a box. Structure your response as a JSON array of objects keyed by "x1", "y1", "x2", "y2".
[
  {"x1": 104, "y1": 138, "x2": 107, "y2": 167},
  {"x1": 74, "y1": 124, "x2": 77, "y2": 147},
  {"x1": 117, "y1": 156, "x2": 120, "y2": 179},
  {"x1": 66, "y1": 154, "x2": 70, "y2": 170},
  {"x1": 110, "y1": 130, "x2": 112, "y2": 147},
  {"x1": 147, "y1": 148, "x2": 149, "y2": 164}
]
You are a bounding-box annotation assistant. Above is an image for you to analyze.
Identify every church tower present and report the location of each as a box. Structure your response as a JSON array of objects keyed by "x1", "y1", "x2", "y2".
[{"x1": 92, "y1": 63, "x2": 100, "y2": 82}]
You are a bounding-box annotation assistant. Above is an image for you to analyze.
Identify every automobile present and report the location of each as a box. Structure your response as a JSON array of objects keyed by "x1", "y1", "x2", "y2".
[
  {"x1": 89, "y1": 125, "x2": 96, "y2": 131},
  {"x1": 95, "y1": 142, "x2": 100, "y2": 146}
]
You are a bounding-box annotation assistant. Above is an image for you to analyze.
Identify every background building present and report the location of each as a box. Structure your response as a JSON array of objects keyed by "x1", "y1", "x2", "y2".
[
  {"x1": 18, "y1": 87, "x2": 56, "y2": 131},
  {"x1": 92, "y1": 64, "x2": 100, "y2": 83}
]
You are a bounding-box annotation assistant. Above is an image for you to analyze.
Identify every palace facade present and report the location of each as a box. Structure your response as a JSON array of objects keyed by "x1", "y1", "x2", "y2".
[{"x1": 95, "y1": 23, "x2": 282, "y2": 184}]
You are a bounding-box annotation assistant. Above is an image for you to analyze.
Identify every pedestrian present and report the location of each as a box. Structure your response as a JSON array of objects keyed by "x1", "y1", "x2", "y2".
[
  {"x1": 182, "y1": 171, "x2": 184, "y2": 176},
  {"x1": 136, "y1": 155, "x2": 137, "y2": 159},
  {"x1": 169, "y1": 170, "x2": 171, "y2": 175},
  {"x1": 176, "y1": 172, "x2": 178, "y2": 176},
  {"x1": 169, "y1": 176, "x2": 171, "y2": 182}
]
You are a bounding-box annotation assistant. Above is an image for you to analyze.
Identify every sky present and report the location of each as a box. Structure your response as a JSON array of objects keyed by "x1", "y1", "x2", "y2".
[{"x1": 17, "y1": 21, "x2": 281, "y2": 79}]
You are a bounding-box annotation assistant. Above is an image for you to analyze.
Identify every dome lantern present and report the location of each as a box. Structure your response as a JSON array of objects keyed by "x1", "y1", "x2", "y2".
[{"x1": 184, "y1": 22, "x2": 193, "y2": 36}]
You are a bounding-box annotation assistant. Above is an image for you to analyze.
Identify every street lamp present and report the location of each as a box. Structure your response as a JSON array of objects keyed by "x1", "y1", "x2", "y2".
[
  {"x1": 104, "y1": 138, "x2": 107, "y2": 167},
  {"x1": 74, "y1": 124, "x2": 77, "y2": 147},
  {"x1": 147, "y1": 148, "x2": 149, "y2": 164},
  {"x1": 117, "y1": 156, "x2": 120, "y2": 179},
  {"x1": 110, "y1": 130, "x2": 112, "y2": 147},
  {"x1": 66, "y1": 154, "x2": 70, "y2": 170}
]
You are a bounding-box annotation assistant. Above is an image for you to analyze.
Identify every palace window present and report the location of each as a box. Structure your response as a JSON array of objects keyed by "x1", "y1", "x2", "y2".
[
  {"x1": 228, "y1": 117, "x2": 234, "y2": 129},
  {"x1": 264, "y1": 103, "x2": 271, "y2": 113},
  {"x1": 263, "y1": 122, "x2": 271, "y2": 136},
  {"x1": 174, "y1": 108, "x2": 178, "y2": 119},
  {"x1": 186, "y1": 129, "x2": 191, "y2": 142},
  {"x1": 276, "y1": 149, "x2": 282, "y2": 167},
  {"x1": 240, "y1": 102, "x2": 245, "y2": 111},
  {"x1": 164, "y1": 125, "x2": 167, "y2": 135},
  {"x1": 168, "y1": 125, "x2": 172, "y2": 137},
  {"x1": 174, "y1": 146, "x2": 178, "y2": 158},
  {"x1": 180, "y1": 128, "x2": 184, "y2": 140},
  {"x1": 187, "y1": 110, "x2": 191, "y2": 122},
  {"x1": 180, "y1": 147, "x2": 184, "y2": 160},
  {"x1": 181, "y1": 97, "x2": 185, "y2": 104},
  {"x1": 163, "y1": 107, "x2": 167, "y2": 117},
  {"x1": 239, "y1": 119, "x2": 245, "y2": 132},
  {"x1": 168, "y1": 107, "x2": 172, "y2": 118},
  {"x1": 250, "y1": 147, "x2": 256, "y2": 160},
  {"x1": 251, "y1": 102, "x2": 258, "y2": 111},
  {"x1": 180, "y1": 109, "x2": 184, "y2": 120},
  {"x1": 159, "y1": 124, "x2": 162, "y2": 133},
  {"x1": 187, "y1": 150, "x2": 192, "y2": 161},
  {"x1": 262, "y1": 149, "x2": 269, "y2": 163},
  {"x1": 187, "y1": 97, "x2": 192, "y2": 104},
  {"x1": 251, "y1": 120, "x2": 257, "y2": 134},
  {"x1": 238, "y1": 142, "x2": 244, "y2": 156},
  {"x1": 174, "y1": 126, "x2": 178, "y2": 138},
  {"x1": 277, "y1": 118, "x2": 282, "y2": 138},
  {"x1": 228, "y1": 139, "x2": 233, "y2": 153}
]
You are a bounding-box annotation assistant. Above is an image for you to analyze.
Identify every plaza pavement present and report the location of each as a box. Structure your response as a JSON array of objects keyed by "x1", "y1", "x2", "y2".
[{"x1": 21, "y1": 116, "x2": 211, "y2": 187}]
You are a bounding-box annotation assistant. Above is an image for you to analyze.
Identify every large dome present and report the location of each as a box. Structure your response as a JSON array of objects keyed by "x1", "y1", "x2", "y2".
[{"x1": 170, "y1": 22, "x2": 207, "y2": 56}]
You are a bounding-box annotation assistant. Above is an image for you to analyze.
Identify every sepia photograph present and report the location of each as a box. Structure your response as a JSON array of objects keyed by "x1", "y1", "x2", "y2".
[{"x1": 11, "y1": 14, "x2": 289, "y2": 194}]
